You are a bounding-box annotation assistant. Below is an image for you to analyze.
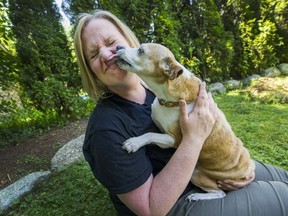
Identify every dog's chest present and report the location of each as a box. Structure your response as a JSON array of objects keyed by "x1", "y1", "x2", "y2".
[{"x1": 151, "y1": 99, "x2": 194, "y2": 133}]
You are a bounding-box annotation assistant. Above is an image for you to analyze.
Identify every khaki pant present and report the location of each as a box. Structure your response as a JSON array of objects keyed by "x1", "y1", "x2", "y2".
[{"x1": 168, "y1": 161, "x2": 288, "y2": 216}]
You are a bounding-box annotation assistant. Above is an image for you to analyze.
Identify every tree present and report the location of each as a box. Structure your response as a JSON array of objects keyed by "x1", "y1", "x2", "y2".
[
  {"x1": 63, "y1": 0, "x2": 288, "y2": 81},
  {"x1": 178, "y1": 0, "x2": 235, "y2": 81},
  {"x1": 62, "y1": 0, "x2": 99, "y2": 26},
  {"x1": 262, "y1": 0, "x2": 288, "y2": 63},
  {"x1": 8, "y1": 0, "x2": 81, "y2": 116},
  {"x1": 147, "y1": 0, "x2": 182, "y2": 58},
  {"x1": 0, "y1": 0, "x2": 20, "y2": 114},
  {"x1": 96, "y1": 0, "x2": 152, "y2": 44},
  {"x1": 66, "y1": 0, "x2": 181, "y2": 55}
]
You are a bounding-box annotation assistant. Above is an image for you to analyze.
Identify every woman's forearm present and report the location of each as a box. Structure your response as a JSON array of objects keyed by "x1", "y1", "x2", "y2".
[{"x1": 149, "y1": 138, "x2": 203, "y2": 215}]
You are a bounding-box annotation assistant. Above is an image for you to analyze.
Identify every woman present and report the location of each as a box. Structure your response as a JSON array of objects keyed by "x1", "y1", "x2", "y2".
[{"x1": 74, "y1": 10, "x2": 288, "y2": 216}]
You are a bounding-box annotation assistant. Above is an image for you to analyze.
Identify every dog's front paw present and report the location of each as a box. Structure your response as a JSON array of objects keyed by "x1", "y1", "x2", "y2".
[{"x1": 122, "y1": 137, "x2": 146, "y2": 153}]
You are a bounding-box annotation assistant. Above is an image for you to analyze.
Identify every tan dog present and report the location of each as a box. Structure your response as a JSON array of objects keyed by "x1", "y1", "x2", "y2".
[{"x1": 116, "y1": 43, "x2": 255, "y2": 201}]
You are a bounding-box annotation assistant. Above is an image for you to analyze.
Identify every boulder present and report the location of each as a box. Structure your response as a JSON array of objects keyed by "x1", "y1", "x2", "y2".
[
  {"x1": 278, "y1": 63, "x2": 288, "y2": 75},
  {"x1": 226, "y1": 79, "x2": 241, "y2": 90},
  {"x1": 0, "y1": 171, "x2": 51, "y2": 211},
  {"x1": 264, "y1": 67, "x2": 281, "y2": 77},
  {"x1": 51, "y1": 134, "x2": 85, "y2": 172},
  {"x1": 208, "y1": 82, "x2": 226, "y2": 95},
  {"x1": 246, "y1": 74, "x2": 261, "y2": 81}
]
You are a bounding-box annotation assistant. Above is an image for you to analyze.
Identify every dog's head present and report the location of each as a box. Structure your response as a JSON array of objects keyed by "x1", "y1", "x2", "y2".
[
  {"x1": 116, "y1": 43, "x2": 183, "y2": 81},
  {"x1": 116, "y1": 43, "x2": 201, "y2": 101}
]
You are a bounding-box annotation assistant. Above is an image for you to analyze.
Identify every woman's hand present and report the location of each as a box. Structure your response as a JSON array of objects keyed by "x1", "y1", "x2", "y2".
[
  {"x1": 217, "y1": 172, "x2": 255, "y2": 191},
  {"x1": 179, "y1": 82, "x2": 219, "y2": 145}
]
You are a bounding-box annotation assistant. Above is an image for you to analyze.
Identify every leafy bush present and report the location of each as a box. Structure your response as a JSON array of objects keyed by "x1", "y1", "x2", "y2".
[{"x1": 0, "y1": 98, "x2": 94, "y2": 147}]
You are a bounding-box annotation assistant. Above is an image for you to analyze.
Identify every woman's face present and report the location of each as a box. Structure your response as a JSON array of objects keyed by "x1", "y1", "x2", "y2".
[{"x1": 82, "y1": 18, "x2": 131, "y2": 89}]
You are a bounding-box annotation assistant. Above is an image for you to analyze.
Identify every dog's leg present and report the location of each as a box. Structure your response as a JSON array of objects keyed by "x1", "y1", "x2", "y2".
[
  {"x1": 123, "y1": 132, "x2": 174, "y2": 153},
  {"x1": 186, "y1": 190, "x2": 226, "y2": 202}
]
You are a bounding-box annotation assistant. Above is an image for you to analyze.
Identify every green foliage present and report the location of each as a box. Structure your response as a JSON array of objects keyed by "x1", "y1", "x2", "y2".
[
  {"x1": 0, "y1": 107, "x2": 60, "y2": 146},
  {"x1": 238, "y1": 18, "x2": 281, "y2": 74},
  {"x1": 148, "y1": 0, "x2": 182, "y2": 58},
  {"x1": 64, "y1": 0, "x2": 287, "y2": 81},
  {"x1": 7, "y1": 162, "x2": 117, "y2": 216},
  {"x1": 97, "y1": 0, "x2": 153, "y2": 45},
  {"x1": 174, "y1": 2, "x2": 227, "y2": 69},
  {"x1": 31, "y1": 76, "x2": 82, "y2": 116},
  {"x1": 0, "y1": 0, "x2": 20, "y2": 114},
  {"x1": 223, "y1": 0, "x2": 286, "y2": 77},
  {"x1": 8, "y1": 0, "x2": 81, "y2": 117},
  {"x1": 0, "y1": 98, "x2": 94, "y2": 147},
  {"x1": 261, "y1": 0, "x2": 288, "y2": 63}
]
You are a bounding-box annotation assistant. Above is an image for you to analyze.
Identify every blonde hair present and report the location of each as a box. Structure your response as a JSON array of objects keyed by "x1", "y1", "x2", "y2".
[{"x1": 74, "y1": 10, "x2": 140, "y2": 102}]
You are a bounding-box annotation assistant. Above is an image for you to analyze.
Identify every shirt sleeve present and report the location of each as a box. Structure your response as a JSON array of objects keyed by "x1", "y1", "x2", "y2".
[{"x1": 83, "y1": 115, "x2": 153, "y2": 195}]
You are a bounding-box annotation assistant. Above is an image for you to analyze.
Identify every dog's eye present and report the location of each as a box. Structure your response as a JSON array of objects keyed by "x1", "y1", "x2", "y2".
[{"x1": 138, "y1": 47, "x2": 144, "y2": 54}]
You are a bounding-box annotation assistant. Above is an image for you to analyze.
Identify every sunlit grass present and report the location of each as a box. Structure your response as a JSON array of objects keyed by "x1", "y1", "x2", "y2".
[{"x1": 214, "y1": 88, "x2": 288, "y2": 170}]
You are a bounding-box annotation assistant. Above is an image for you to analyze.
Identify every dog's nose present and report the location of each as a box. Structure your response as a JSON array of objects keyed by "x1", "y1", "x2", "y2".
[{"x1": 116, "y1": 45, "x2": 126, "y2": 51}]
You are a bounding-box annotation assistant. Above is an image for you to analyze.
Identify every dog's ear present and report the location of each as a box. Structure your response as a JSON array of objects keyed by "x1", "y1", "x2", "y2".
[{"x1": 160, "y1": 57, "x2": 183, "y2": 80}]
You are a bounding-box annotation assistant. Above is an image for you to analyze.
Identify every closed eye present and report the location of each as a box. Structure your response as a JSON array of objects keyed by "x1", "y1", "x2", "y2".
[
  {"x1": 108, "y1": 40, "x2": 115, "y2": 46},
  {"x1": 90, "y1": 52, "x2": 99, "y2": 60}
]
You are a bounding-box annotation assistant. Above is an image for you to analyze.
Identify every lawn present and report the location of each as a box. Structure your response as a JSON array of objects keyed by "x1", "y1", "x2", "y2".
[{"x1": 4, "y1": 77, "x2": 288, "y2": 215}]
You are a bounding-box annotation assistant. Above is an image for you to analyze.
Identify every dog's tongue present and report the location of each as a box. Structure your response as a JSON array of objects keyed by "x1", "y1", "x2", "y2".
[{"x1": 106, "y1": 54, "x2": 118, "y2": 67}]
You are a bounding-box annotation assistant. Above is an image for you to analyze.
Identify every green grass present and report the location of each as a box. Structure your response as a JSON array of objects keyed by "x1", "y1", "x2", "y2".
[
  {"x1": 4, "y1": 77, "x2": 288, "y2": 215},
  {"x1": 5, "y1": 162, "x2": 117, "y2": 216},
  {"x1": 215, "y1": 92, "x2": 288, "y2": 170}
]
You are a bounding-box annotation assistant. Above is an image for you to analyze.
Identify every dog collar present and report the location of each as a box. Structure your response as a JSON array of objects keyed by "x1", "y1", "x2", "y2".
[{"x1": 158, "y1": 98, "x2": 193, "y2": 107}]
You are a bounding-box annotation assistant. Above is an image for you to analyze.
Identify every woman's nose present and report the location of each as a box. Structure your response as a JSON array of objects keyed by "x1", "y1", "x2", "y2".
[{"x1": 99, "y1": 46, "x2": 115, "y2": 60}]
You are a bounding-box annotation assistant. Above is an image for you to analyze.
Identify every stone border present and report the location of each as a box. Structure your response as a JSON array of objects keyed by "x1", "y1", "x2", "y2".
[{"x1": 0, "y1": 134, "x2": 85, "y2": 212}]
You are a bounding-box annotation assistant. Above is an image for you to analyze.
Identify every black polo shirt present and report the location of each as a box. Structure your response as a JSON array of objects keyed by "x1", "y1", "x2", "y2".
[{"x1": 83, "y1": 88, "x2": 193, "y2": 215}]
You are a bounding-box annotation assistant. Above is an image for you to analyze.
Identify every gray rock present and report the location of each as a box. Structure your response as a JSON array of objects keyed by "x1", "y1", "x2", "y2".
[
  {"x1": 278, "y1": 63, "x2": 288, "y2": 75},
  {"x1": 51, "y1": 134, "x2": 85, "y2": 172},
  {"x1": 208, "y1": 82, "x2": 226, "y2": 95},
  {"x1": 242, "y1": 74, "x2": 261, "y2": 86},
  {"x1": 247, "y1": 74, "x2": 261, "y2": 81},
  {"x1": 264, "y1": 67, "x2": 281, "y2": 77},
  {"x1": 226, "y1": 80, "x2": 241, "y2": 90},
  {"x1": 0, "y1": 171, "x2": 51, "y2": 211}
]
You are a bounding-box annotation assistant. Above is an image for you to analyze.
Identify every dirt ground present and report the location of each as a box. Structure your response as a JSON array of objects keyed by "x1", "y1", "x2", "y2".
[{"x1": 0, "y1": 118, "x2": 88, "y2": 190}]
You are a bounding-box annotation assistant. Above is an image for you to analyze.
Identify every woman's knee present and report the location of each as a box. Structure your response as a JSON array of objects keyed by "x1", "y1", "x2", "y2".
[{"x1": 254, "y1": 160, "x2": 288, "y2": 181}]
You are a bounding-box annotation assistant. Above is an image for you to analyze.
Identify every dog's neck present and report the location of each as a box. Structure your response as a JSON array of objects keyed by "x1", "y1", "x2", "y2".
[
  {"x1": 158, "y1": 98, "x2": 193, "y2": 107},
  {"x1": 141, "y1": 67, "x2": 201, "y2": 107}
]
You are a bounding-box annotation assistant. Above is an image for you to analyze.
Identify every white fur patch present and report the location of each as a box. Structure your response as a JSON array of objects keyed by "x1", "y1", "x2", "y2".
[{"x1": 151, "y1": 99, "x2": 194, "y2": 134}]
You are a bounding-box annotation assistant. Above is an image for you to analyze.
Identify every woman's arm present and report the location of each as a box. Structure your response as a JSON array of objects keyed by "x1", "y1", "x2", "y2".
[{"x1": 118, "y1": 82, "x2": 219, "y2": 216}]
